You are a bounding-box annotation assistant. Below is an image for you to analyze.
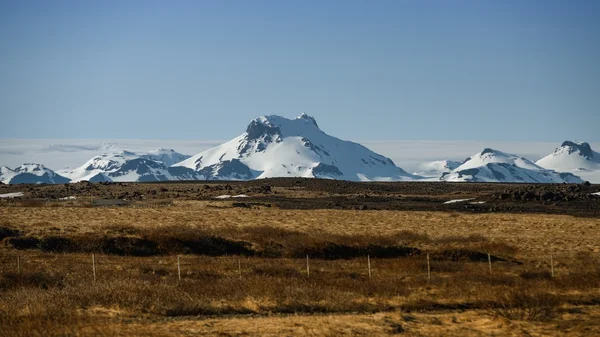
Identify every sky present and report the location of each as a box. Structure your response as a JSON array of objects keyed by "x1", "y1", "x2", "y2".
[{"x1": 1, "y1": 0, "x2": 599, "y2": 141}]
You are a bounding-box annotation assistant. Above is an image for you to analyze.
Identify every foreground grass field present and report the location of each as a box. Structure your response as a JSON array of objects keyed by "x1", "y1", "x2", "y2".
[{"x1": 1, "y1": 199, "x2": 600, "y2": 336}]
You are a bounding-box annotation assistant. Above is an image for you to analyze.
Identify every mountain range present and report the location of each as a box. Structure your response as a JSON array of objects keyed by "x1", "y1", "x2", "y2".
[
  {"x1": 57, "y1": 149, "x2": 200, "y2": 183},
  {"x1": 439, "y1": 148, "x2": 583, "y2": 183},
  {"x1": 1, "y1": 114, "x2": 597, "y2": 184}
]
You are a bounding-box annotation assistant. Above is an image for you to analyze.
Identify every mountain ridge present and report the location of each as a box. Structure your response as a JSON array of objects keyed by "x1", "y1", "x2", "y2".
[{"x1": 58, "y1": 149, "x2": 199, "y2": 182}]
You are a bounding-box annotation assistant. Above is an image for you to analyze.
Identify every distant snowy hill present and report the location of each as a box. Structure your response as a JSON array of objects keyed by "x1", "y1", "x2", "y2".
[
  {"x1": 174, "y1": 113, "x2": 418, "y2": 181},
  {"x1": 59, "y1": 149, "x2": 199, "y2": 182},
  {"x1": 140, "y1": 148, "x2": 191, "y2": 166},
  {"x1": 0, "y1": 164, "x2": 70, "y2": 184},
  {"x1": 413, "y1": 160, "x2": 462, "y2": 178},
  {"x1": 440, "y1": 148, "x2": 583, "y2": 183},
  {"x1": 536, "y1": 141, "x2": 600, "y2": 183}
]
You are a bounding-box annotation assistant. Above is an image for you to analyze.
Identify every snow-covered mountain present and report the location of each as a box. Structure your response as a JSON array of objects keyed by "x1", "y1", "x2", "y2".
[
  {"x1": 440, "y1": 148, "x2": 583, "y2": 183},
  {"x1": 413, "y1": 160, "x2": 462, "y2": 178},
  {"x1": 140, "y1": 148, "x2": 191, "y2": 166},
  {"x1": 174, "y1": 113, "x2": 418, "y2": 181},
  {"x1": 0, "y1": 164, "x2": 71, "y2": 184},
  {"x1": 536, "y1": 141, "x2": 600, "y2": 183},
  {"x1": 59, "y1": 149, "x2": 200, "y2": 182}
]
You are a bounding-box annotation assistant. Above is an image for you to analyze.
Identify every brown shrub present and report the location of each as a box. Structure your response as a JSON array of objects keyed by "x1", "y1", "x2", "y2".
[
  {"x1": 519, "y1": 270, "x2": 553, "y2": 280},
  {"x1": 491, "y1": 288, "x2": 560, "y2": 321},
  {"x1": 0, "y1": 271, "x2": 64, "y2": 291},
  {"x1": 0, "y1": 226, "x2": 21, "y2": 240}
]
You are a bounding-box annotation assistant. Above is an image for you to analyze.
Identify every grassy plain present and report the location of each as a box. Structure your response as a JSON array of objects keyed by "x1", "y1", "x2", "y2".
[{"x1": 1, "y1": 191, "x2": 600, "y2": 336}]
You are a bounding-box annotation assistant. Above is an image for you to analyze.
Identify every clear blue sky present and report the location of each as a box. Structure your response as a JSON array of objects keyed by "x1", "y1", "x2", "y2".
[{"x1": 1, "y1": 0, "x2": 599, "y2": 141}]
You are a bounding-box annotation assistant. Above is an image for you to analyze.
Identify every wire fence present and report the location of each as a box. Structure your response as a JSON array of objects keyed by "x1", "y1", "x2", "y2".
[{"x1": 0, "y1": 251, "x2": 584, "y2": 284}]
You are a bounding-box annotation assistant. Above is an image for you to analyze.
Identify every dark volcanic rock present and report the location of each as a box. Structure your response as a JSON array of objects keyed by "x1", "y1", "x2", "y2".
[
  {"x1": 312, "y1": 163, "x2": 343, "y2": 178},
  {"x1": 199, "y1": 159, "x2": 254, "y2": 180}
]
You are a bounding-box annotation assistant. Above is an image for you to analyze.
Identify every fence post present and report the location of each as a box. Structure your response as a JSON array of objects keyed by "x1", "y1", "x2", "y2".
[
  {"x1": 427, "y1": 253, "x2": 431, "y2": 281},
  {"x1": 488, "y1": 253, "x2": 492, "y2": 275},
  {"x1": 92, "y1": 254, "x2": 96, "y2": 283},
  {"x1": 177, "y1": 256, "x2": 181, "y2": 282},
  {"x1": 367, "y1": 255, "x2": 372, "y2": 280},
  {"x1": 550, "y1": 253, "x2": 555, "y2": 278},
  {"x1": 306, "y1": 255, "x2": 310, "y2": 279},
  {"x1": 17, "y1": 255, "x2": 21, "y2": 274}
]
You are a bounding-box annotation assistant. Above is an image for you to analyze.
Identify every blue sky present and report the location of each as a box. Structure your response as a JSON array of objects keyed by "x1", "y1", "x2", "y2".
[{"x1": 1, "y1": 0, "x2": 599, "y2": 141}]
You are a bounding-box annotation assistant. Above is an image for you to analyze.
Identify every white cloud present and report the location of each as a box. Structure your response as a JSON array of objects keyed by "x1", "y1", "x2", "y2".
[{"x1": 0, "y1": 139, "x2": 222, "y2": 170}]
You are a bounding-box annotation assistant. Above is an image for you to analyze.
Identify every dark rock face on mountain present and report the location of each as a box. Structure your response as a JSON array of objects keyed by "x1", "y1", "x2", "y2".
[
  {"x1": 560, "y1": 141, "x2": 596, "y2": 159},
  {"x1": 87, "y1": 173, "x2": 112, "y2": 183},
  {"x1": 312, "y1": 163, "x2": 344, "y2": 178},
  {"x1": 110, "y1": 158, "x2": 171, "y2": 182},
  {"x1": 197, "y1": 159, "x2": 255, "y2": 180}
]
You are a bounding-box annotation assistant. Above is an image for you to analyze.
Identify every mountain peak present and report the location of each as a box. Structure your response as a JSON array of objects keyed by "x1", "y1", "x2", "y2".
[
  {"x1": 560, "y1": 141, "x2": 594, "y2": 159},
  {"x1": 15, "y1": 163, "x2": 47, "y2": 172},
  {"x1": 142, "y1": 149, "x2": 190, "y2": 166},
  {"x1": 245, "y1": 117, "x2": 282, "y2": 141},
  {"x1": 120, "y1": 150, "x2": 137, "y2": 156},
  {"x1": 251, "y1": 114, "x2": 320, "y2": 128},
  {"x1": 536, "y1": 141, "x2": 600, "y2": 179},
  {"x1": 561, "y1": 140, "x2": 588, "y2": 147},
  {"x1": 150, "y1": 148, "x2": 176, "y2": 153},
  {"x1": 480, "y1": 148, "x2": 506, "y2": 156},
  {"x1": 245, "y1": 114, "x2": 323, "y2": 142},
  {"x1": 413, "y1": 160, "x2": 462, "y2": 178},
  {"x1": 295, "y1": 112, "x2": 319, "y2": 128}
]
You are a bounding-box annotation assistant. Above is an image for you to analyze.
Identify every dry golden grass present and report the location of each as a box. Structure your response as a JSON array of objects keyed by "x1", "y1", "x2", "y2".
[
  {"x1": 2, "y1": 200, "x2": 599, "y2": 259},
  {"x1": 8, "y1": 308, "x2": 595, "y2": 337},
  {"x1": 87, "y1": 308, "x2": 600, "y2": 337},
  {"x1": 2, "y1": 201, "x2": 600, "y2": 336}
]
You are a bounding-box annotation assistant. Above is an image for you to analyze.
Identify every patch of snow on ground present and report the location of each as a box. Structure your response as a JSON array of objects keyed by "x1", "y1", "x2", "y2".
[
  {"x1": 59, "y1": 196, "x2": 77, "y2": 200},
  {"x1": 443, "y1": 198, "x2": 475, "y2": 204},
  {"x1": 0, "y1": 192, "x2": 24, "y2": 198},
  {"x1": 591, "y1": 192, "x2": 600, "y2": 196},
  {"x1": 469, "y1": 201, "x2": 486, "y2": 204},
  {"x1": 214, "y1": 194, "x2": 249, "y2": 199}
]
